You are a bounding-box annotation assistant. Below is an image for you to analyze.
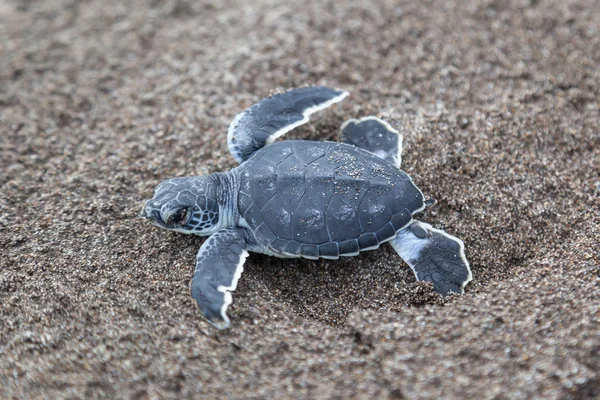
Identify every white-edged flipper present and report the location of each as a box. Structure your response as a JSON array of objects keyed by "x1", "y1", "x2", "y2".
[
  {"x1": 340, "y1": 116, "x2": 403, "y2": 167},
  {"x1": 390, "y1": 220, "x2": 472, "y2": 294},
  {"x1": 227, "y1": 86, "x2": 348, "y2": 163},
  {"x1": 190, "y1": 227, "x2": 249, "y2": 329}
]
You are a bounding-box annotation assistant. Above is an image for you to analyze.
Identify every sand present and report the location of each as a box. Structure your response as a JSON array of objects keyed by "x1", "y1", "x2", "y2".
[{"x1": 1, "y1": 0, "x2": 599, "y2": 398}]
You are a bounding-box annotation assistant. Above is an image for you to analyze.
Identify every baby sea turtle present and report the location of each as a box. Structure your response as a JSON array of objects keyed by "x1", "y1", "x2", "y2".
[{"x1": 141, "y1": 87, "x2": 472, "y2": 329}]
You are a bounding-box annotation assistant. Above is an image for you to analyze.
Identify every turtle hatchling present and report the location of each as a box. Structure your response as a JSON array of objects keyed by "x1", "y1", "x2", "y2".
[{"x1": 141, "y1": 87, "x2": 472, "y2": 329}]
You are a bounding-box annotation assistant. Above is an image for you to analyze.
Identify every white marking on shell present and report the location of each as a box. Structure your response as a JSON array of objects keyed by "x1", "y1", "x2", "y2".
[{"x1": 339, "y1": 252, "x2": 360, "y2": 257}]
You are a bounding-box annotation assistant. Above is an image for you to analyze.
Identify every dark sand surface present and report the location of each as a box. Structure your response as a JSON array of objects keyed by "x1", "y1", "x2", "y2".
[{"x1": 1, "y1": 0, "x2": 599, "y2": 398}]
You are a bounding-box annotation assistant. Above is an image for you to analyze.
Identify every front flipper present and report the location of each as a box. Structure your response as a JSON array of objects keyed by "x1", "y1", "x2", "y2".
[
  {"x1": 227, "y1": 86, "x2": 348, "y2": 163},
  {"x1": 340, "y1": 116, "x2": 403, "y2": 167},
  {"x1": 390, "y1": 220, "x2": 472, "y2": 295},
  {"x1": 190, "y1": 228, "x2": 249, "y2": 329}
]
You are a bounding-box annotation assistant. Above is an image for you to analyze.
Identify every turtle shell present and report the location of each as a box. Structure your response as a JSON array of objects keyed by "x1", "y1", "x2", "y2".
[{"x1": 235, "y1": 140, "x2": 425, "y2": 259}]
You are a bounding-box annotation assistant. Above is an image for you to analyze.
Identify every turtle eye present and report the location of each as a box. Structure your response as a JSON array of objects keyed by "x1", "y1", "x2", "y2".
[{"x1": 169, "y1": 207, "x2": 190, "y2": 226}]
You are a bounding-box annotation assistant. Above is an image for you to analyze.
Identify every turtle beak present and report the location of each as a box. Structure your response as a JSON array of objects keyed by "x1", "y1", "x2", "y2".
[
  {"x1": 140, "y1": 201, "x2": 153, "y2": 219},
  {"x1": 141, "y1": 201, "x2": 169, "y2": 228}
]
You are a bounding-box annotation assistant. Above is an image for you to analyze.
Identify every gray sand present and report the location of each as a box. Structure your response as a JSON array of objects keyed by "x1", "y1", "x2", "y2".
[{"x1": 1, "y1": 0, "x2": 599, "y2": 398}]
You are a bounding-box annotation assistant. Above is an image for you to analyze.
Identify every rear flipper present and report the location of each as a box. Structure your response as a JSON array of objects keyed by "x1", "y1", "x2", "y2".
[
  {"x1": 340, "y1": 116, "x2": 403, "y2": 167},
  {"x1": 390, "y1": 220, "x2": 472, "y2": 295}
]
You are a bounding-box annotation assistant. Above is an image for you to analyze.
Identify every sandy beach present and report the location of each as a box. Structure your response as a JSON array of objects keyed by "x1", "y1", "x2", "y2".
[{"x1": 1, "y1": 0, "x2": 599, "y2": 398}]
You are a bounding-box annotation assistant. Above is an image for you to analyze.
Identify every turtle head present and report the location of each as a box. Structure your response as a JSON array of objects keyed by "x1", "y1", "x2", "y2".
[{"x1": 141, "y1": 176, "x2": 220, "y2": 235}]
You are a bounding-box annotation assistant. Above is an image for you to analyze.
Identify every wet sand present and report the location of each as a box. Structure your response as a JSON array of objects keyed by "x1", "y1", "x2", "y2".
[{"x1": 1, "y1": 0, "x2": 599, "y2": 398}]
